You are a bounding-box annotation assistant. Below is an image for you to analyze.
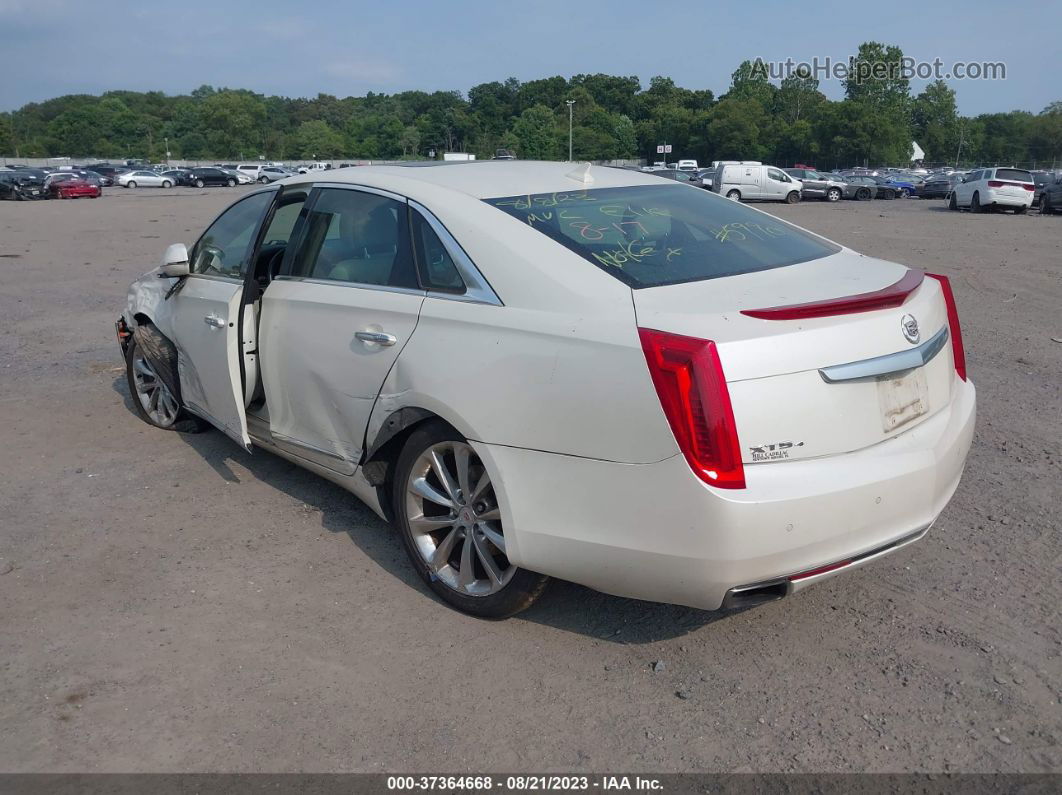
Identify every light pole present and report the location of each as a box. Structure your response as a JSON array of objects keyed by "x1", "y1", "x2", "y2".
[{"x1": 566, "y1": 100, "x2": 575, "y2": 161}]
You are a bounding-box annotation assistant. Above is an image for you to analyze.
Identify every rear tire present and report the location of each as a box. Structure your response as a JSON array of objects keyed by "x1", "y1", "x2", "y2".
[
  {"x1": 195, "y1": 179, "x2": 205, "y2": 188},
  {"x1": 1014, "y1": 205, "x2": 1027, "y2": 215},
  {"x1": 856, "y1": 187, "x2": 871, "y2": 201},
  {"x1": 392, "y1": 421, "x2": 549, "y2": 618},
  {"x1": 785, "y1": 191, "x2": 800, "y2": 204},
  {"x1": 258, "y1": 176, "x2": 269, "y2": 184},
  {"x1": 1039, "y1": 196, "x2": 1051, "y2": 214},
  {"x1": 726, "y1": 189, "x2": 741, "y2": 201},
  {"x1": 124, "y1": 324, "x2": 208, "y2": 433},
  {"x1": 227, "y1": 178, "x2": 236, "y2": 187},
  {"x1": 127, "y1": 181, "x2": 137, "y2": 188},
  {"x1": 971, "y1": 192, "x2": 982, "y2": 213},
  {"x1": 161, "y1": 180, "x2": 172, "y2": 188}
]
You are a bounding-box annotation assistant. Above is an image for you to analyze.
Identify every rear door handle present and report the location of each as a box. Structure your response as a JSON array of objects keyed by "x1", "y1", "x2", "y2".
[
  {"x1": 355, "y1": 330, "x2": 397, "y2": 346},
  {"x1": 204, "y1": 314, "x2": 226, "y2": 328}
]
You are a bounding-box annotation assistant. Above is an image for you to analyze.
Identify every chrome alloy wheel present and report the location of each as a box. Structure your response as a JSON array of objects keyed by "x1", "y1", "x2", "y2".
[
  {"x1": 404, "y1": 441, "x2": 514, "y2": 596},
  {"x1": 131, "y1": 351, "x2": 180, "y2": 427}
]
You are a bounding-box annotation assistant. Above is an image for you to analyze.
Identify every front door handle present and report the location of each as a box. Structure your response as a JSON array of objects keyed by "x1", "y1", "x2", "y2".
[
  {"x1": 204, "y1": 314, "x2": 226, "y2": 328},
  {"x1": 355, "y1": 330, "x2": 397, "y2": 346}
]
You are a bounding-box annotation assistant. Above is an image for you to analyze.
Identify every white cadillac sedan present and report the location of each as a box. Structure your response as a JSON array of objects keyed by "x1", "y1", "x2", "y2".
[{"x1": 116, "y1": 161, "x2": 975, "y2": 618}]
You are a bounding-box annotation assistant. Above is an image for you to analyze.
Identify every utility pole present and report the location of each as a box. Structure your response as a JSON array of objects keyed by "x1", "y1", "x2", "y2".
[{"x1": 566, "y1": 100, "x2": 575, "y2": 161}]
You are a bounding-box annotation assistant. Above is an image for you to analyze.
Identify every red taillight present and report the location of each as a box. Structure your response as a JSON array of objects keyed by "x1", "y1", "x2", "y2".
[
  {"x1": 638, "y1": 328, "x2": 745, "y2": 489},
  {"x1": 987, "y1": 180, "x2": 1003, "y2": 188},
  {"x1": 788, "y1": 559, "x2": 853, "y2": 581},
  {"x1": 926, "y1": 273, "x2": 967, "y2": 381},
  {"x1": 1023, "y1": 183, "x2": 1035, "y2": 191}
]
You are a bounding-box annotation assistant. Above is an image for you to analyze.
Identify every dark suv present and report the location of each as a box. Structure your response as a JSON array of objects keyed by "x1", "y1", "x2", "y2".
[
  {"x1": 187, "y1": 167, "x2": 238, "y2": 188},
  {"x1": 784, "y1": 168, "x2": 844, "y2": 202},
  {"x1": 0, "y1": 170, "x2": 47, "y2": 200},
  {"x1": 1037, "y1": 172, "x2": 1062, "y2": 214}
]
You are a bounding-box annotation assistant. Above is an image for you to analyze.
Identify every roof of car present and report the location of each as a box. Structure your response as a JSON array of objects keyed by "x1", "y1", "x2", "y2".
[{"x1": 280, "y1": 160, "x2": 671, "y2": 200}]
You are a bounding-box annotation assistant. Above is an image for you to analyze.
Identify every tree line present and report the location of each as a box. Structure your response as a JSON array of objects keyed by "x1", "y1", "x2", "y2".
[{"x1": 2, "y1": 42, "x2": 1060, "y2": 169}]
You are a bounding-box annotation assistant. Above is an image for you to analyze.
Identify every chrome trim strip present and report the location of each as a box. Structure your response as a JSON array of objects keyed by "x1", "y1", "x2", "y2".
[
  {"x1": 271, "y1": 275, "x2": 426, "y2": 297},
  {"x1": 308, "y1": 181, "x2": 407, "y2": 203},
  {"x1": 408, "y1": 199, "x2": 503, "y2": 306},
  {"x1": 721, "y1": 525, "x2": 930, "y2": 609},
  {"x1": 818, "y1": 326, "x2": 949, "y2": 383}
]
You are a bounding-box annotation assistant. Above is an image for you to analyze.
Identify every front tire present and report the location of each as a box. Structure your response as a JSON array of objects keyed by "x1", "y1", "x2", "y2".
[
  {"x1": 785, "y1": 190, "x2": 800, "y2": 204},
  {"x1": 949, "y1": 193, "x2": 958, "y2": 210},
  {"x1": 161, "y1": 180, "x2": 172, "y2": 188},
  {"x1": 124, "y1": 324, "x2": 205, "y2": 432},
  {"x1": 227, "y1": 178, "x2": 236, "y2": 187},
  {"x1": 258, "y1": 176, "x2": 269, "y2": 184},
  {"x1": 393, "y1": 421, "x2": 549, "y2": 618},
  {"x1": 194, "y1": 179, "x2": 205, "y2": 188},
  {"x1": 127, "y1": 181, "x2": 136, "y2": 188},
  {"x1": 1039, "y1": 196, "x2": 1051, "y2": 214},
  {"x1": 826, "y1": 187, "x2": 842, "y2": 202},
  {"x1": 971, "y1": 192, "x2": 982, "y2": 213}
]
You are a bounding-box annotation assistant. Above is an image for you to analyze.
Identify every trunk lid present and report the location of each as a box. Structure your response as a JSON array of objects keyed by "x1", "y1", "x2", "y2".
[{"x1": 633, "y1": 251, "x2": 955, "y2": 464}]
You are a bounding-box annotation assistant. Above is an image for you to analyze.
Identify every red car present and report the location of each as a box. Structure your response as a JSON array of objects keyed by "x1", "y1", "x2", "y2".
[{"x1": 49, "y1": 178, "x2": 102, "y2": 199}]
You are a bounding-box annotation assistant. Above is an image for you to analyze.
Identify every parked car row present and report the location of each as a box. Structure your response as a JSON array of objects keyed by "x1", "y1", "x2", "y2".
[{"x1": 0, "y1": 168, "x2": 101, "y2": 200}]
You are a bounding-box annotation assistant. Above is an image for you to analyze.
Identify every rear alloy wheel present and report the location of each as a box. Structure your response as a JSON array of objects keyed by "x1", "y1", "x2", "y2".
[
  {"x1": 195, "y1": 179, "x2": 205, "y2": 188},
  {"x1": 726, "y1": 189, "x2": 741, "y2": 201},
  {"x1": 826, "y1": 187, "x2": 842, "y2": 202},
  {"x1": 785, "y1": 190, "x2": 800, "y2": 204},
  {"x1": 127, "y1": 181, "x2": 137, "y2": 188},
  {"x1": 394, "y1": 422, "x2": 548, "y2": 618}
]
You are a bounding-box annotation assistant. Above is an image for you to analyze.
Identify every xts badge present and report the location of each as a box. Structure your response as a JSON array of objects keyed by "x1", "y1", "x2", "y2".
[{"x1": 749, "y1": 441, "x2": 805, "y2": 461}]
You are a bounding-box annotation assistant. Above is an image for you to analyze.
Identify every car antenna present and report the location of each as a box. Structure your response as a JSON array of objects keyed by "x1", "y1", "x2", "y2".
[{"x1": 565, "y1": 162, "x2": 594, "y2": 185}]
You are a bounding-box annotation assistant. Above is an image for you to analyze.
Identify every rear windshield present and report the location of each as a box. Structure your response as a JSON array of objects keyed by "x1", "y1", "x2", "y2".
[
  {"x1": 994, "y1": 168, "x2": 1032, "y2": 182},
  {"x1": 484, "y1": 184, "x2": 840, "y2": 288}
]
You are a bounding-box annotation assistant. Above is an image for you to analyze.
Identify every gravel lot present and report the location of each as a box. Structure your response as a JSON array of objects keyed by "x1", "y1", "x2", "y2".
[{"x1": 0, "y1": 188, "x2": 1059, "y2": 773}]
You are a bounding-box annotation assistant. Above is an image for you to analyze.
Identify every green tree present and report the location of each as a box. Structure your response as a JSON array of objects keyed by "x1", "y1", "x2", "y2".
[
  {"x1": 510, "y1": 105, "x2": 558, "y2": 160},
  {"x1": 912, "y1": 80, "x2": 959, "y2": 163}
]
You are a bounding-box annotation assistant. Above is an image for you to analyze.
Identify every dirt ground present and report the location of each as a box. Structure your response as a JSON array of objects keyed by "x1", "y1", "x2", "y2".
[{"x1": 0, "y1": 188, "x2": 1059, "y2": 774}]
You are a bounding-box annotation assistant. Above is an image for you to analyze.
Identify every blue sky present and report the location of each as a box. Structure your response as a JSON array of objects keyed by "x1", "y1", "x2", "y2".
[{"x1": 1, "y1": 0, "x2": 1056, "y2": 114}]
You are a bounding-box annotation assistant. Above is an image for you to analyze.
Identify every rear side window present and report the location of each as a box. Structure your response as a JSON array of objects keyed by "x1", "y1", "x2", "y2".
[
  {"x1": 994, "y1": 168, "x2": 1032, "y2": 182},
  {"x1": 288, "y1": 188, "x2": 418, "y2": 289},
  {"x1": 484, "y1": 184, "x2": 840, "y2": 288}
]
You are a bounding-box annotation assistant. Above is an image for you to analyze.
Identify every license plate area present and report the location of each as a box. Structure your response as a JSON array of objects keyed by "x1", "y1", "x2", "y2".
[{"x1": 877, "y1": 367, "x2": 928, "y2": 432}]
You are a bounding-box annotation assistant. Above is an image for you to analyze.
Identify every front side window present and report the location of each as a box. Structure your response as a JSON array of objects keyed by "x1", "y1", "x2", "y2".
[
  {"x1": 768, "y1": 168, "x2": 788, "y2": 182},
  {"x1": 190, "y1": 191, "x2": 274, "y2": 278},
  {"x1": 485, "y1": 184, "x2": 840, "y2": 289},
  {"x1": 288, "y1": 188, "x2": 418, "y2": 289}
]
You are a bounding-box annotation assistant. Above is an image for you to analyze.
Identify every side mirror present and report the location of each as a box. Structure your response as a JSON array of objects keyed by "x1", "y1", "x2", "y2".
[{"x1": 159, "y1": 243, "x2": 190, "y2": 277}]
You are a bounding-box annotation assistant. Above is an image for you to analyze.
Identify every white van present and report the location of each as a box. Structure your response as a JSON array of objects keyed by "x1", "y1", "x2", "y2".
[{"x1": 713, "y1": 164, "x2": 803, "y2": 203}]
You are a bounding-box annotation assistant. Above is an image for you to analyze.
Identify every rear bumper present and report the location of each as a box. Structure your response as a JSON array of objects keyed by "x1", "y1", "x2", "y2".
[
  {"x1": 476, "y1": 376, "x2": 975, "y2": 611},
  {"x1": 984, "y1": 189, "x2": 1033, "y2": 207}
]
